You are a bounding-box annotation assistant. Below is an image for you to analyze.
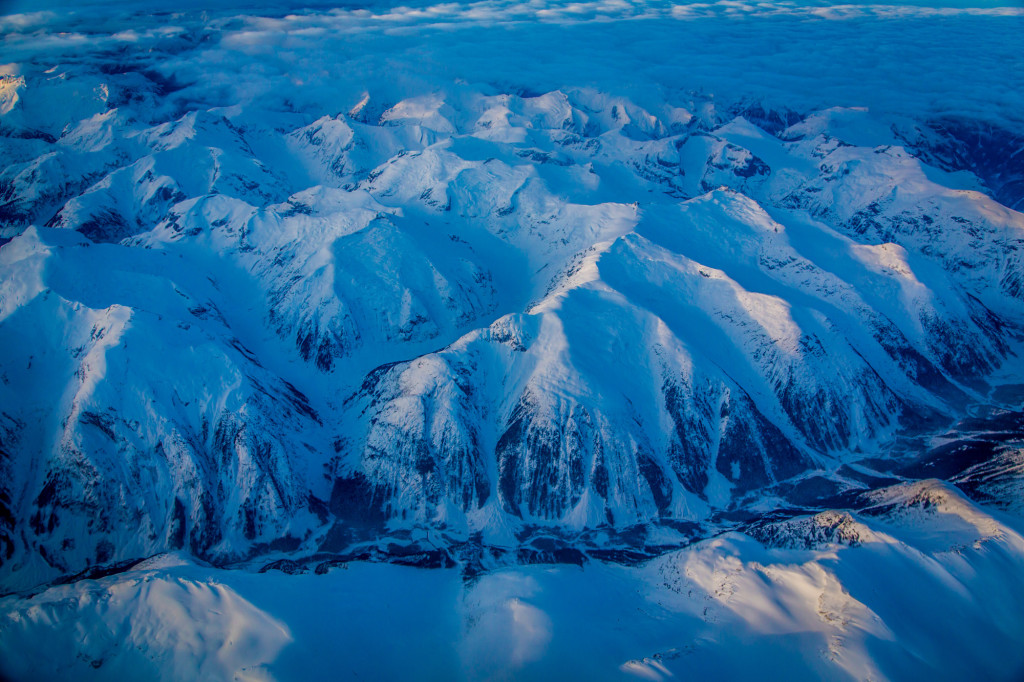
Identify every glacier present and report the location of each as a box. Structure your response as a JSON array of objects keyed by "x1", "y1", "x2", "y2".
[{"x1": 1, "y1": 0, "x2": 1023, "y2": 679}]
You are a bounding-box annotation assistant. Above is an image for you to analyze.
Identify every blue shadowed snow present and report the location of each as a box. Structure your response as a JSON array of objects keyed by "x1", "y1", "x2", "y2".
[{"x1": 1, "y1": 0, "x2": 1024, "y2": 679}]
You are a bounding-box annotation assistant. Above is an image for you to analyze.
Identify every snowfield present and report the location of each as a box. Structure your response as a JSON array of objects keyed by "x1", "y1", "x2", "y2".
[
  {"x1": 3, "y1": 480, "x2": 1024, "y2": 681},
  {"x1": 1, "y1": 0, "x2": 1023, "y2": 678}
]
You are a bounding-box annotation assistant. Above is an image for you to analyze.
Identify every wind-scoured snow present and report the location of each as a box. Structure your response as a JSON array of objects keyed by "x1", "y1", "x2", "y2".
[{"x1": 1, "y1": 0, "x2": 1023, "y2": 678}]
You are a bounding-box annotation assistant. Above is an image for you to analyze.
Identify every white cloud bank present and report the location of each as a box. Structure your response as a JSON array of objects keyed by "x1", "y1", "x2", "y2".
[{"x1": 1, "y1": 0, "x2": 1022, "y2": 128}]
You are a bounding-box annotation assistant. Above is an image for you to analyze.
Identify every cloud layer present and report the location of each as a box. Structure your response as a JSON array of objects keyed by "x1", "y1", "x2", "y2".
[{"x1": 1, "y1": 0, "x2": 1022, "y2": 129}]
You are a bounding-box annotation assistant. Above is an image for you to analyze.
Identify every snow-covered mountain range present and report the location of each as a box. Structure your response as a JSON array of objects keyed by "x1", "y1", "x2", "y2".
[{"x1": 1, "y1": 0, "x2": 1023, "y2": 678}]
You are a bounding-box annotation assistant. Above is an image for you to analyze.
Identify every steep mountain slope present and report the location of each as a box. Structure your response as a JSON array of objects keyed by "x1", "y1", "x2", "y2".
[
  {"x1": 2, "y1": 1, "x2": 1024, "y2": 679},
  {"x1": 0, "y1": 1, "x2": 1023, "y2": 601},
  {"x1": 4, "y1": 478, "x2": 1024, "y2": 682}
]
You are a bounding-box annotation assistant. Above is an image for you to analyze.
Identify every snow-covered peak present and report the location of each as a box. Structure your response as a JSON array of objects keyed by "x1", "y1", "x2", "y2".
[{"x1": 1, "y1": 0, "x2": 1023, "y2": 600}]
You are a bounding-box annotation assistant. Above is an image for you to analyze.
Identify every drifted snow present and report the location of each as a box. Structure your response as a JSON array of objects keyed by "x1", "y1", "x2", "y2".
[
  {"x1": 0, "y1": 0, "x2": 1023, "y2": 676},
  {"x1": 3, "y1": 481, "x2": 1024, "y2": 681}
]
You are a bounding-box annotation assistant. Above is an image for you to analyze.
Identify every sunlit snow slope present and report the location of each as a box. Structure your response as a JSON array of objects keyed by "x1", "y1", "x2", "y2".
[
  {"x1": 4, "y1": 479, "x2": 1024, "y2": 681},
  {"x1": 1, "y1": 5, "x2": 1024, "y2": 674}
]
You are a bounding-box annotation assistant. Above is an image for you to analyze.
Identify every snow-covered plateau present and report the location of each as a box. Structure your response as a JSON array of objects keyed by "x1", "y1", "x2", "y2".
[{"x1": 1, "y1": 0, "x2": 1023, "y2": 679}]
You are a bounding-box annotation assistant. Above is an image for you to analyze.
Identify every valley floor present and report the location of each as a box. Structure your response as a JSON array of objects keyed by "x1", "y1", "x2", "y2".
[{"x1": 3, "y1": 478, "x2": 1024, "y2": 682}]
